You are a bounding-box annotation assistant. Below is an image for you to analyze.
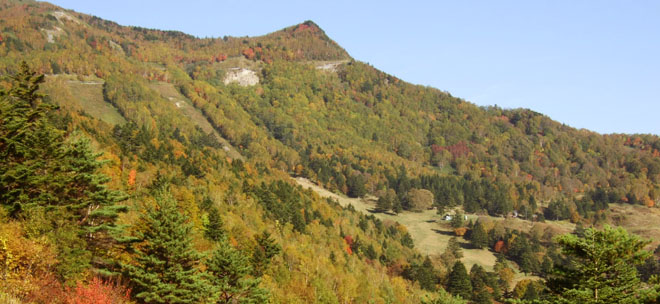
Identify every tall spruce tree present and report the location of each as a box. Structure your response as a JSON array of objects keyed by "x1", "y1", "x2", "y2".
[
  {"x1": 123, "y1": 191, "x2": 210, "y2": 304},
  {"x1": 470, "y1": 221, "x2": 488, "y2": 249},
  {"x1": 469, "y1": 264, "x2": 492, "y2": 304},
  {"x1": 375, "y1": 196, "x2": 392, "y2": 213},
  {"x1": 1, "y1": 61, "x2": 62, "y2": 215},
  {"x1": 204, "y1": 206, "x2": 226, "y2": 242},
  {"x1": 207, "y1": 239, "x2": 269, "y2": 304},
  {"x1": 251, "y1": 230, "x2": 281, "y2": 277},
  {"x1": 447, "y1": 261, "x2": 472, "y2": 300},
  {"x1": 0, "y1": 62, "x2": 126, "y2": 277},
  {"x1": 448, "y1": 237, "x2": 463, "y2": 259},
  {"x1": 548, "y1": 225, "x2": 653, "y2": 303}
]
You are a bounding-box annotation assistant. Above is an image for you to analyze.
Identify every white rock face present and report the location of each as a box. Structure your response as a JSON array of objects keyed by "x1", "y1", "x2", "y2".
[
  {"x1": 223, "y1": 68, "x2": 259, "y2": 86},
  {"x1": 108, "y1": 40, "x2": 125, "y2": 54},
  {"x1": 51, "y1": 11, "x2": 80, "y2": 24},
  {"x1": 316, "y1": 62, "x2": 341, "y2": 72},
  {"x1": 42, "y1": 26, "x2": 64, "y2": 43}
]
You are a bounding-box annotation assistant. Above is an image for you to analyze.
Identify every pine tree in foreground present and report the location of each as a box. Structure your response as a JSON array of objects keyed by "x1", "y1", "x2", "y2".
[
  {"x1": 0, "y1": 62, "x2": 127, "y2": 278},
  {"x1": 548, "y1": 225, "x2": 656, "y2": 304},
  {"x1": 123, "y1": 191, "x2": 210, "y2": 304}
]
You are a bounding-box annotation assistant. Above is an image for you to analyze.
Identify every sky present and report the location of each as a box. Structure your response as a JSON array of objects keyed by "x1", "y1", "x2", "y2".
[{"x1": 46, "y1": 0, "x2": 660, "y2": 135}]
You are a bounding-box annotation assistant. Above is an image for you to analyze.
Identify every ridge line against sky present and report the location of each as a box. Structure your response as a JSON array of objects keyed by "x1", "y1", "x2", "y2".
[{"x1": 45, "y1": 0, "x2": 660, "y2": 135}]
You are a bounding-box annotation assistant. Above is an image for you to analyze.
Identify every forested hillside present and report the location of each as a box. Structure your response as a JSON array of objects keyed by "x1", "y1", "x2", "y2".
[{"x1": 2, "y1": 0, "x2": 660, "y2": 303}]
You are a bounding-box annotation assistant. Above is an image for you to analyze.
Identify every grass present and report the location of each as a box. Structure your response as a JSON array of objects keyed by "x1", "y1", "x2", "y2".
[
  {"x1": 295, "y1": 177, "x2": 497, "y2": 271},
  {"x1": 45, "y1": 74, "x2": 126, "y2": 125},
  {"x1": 295, "y1": 177, "x2": 588, "y2": 289},
  {"x1": 608, "y1": 203, "x2": 660, "y2": 249}
]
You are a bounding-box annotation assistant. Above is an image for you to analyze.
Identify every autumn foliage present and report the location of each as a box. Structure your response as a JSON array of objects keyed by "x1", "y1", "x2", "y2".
[
  {"x1": 64, "y1": 277, "x2": 131, "y2": 304},
  {"x1": 127, "y1": 169, "x2": 136, "y2": 187},
  {"x1": 454, "y1": 227, "x2": 467, "y2": 236},
  {"x1": 494, "y1": 240, "x2": 507, "y2": 253}
]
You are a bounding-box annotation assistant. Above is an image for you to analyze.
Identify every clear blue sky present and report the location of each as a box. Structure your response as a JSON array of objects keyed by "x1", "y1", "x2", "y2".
[{"x1": 46, "y1": 0, "x2": 660, "y2": 135}]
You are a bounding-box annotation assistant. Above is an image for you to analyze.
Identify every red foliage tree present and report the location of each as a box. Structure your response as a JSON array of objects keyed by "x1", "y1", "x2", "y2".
[
  {"x1": 344, "y1": 235, "x2": 354, "y2": 246},
  {"x1": 242, "y1": 48, "x2": 255, "y2": 60},
  {"x1": 65, "y1": 277, "x2": 130, "y2": 304},
  {"x1": 494, "y1": 240, "x2": 507, "y2": 253}
]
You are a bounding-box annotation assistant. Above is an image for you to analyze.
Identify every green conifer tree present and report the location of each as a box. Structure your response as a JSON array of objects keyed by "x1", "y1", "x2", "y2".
[
  {"x1": 523, "y1": 281, "x2": 539, "y2": 301},
  {"x1": 0, "y1": 62, "x2": 126, "y2": 278},
  {"x1": 417, "y1": 257, "x2": 438, "y2": 291},
  {"x1": 1, "y1": 61, "x2": 62, "y2": 215},
  {"x1": 207, "y1": 239, "x2": 269, "y2": 304},
  {"x1": 470, "y1": 221, "x2": 488, "y2": 249},
  {"x1": 447, "y1": 261, "x2": 472, "y2": 300},
  {"x1": 451, "y1": 214, "x2": 464, "y2": 228},
  {"x1": 469, "y1": 264, "x2": 492, "y2": 304},
  {"x1": 375, "y1": 196, "x2": 391, "y2": 213},
  {"x1": 251, "y1": 230, "x2": 281, "y2": 277},
  {"x1": 548, "y1": 225, "x2": 653, "y2": 303},
  {"x1": 448, "y1": 236, "x2": 463, "y2": 259},
  {"x1": 123, "y1": 191, "x2": 210, "y2": 304},
  {"x1": 204, "y1": 206, "x2": 226, "y2": 242}
]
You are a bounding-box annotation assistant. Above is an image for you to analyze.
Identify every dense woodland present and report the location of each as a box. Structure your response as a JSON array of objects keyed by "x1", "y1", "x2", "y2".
[{"x1": 2, "y1": 0, "x2": 660, "y2": 303}]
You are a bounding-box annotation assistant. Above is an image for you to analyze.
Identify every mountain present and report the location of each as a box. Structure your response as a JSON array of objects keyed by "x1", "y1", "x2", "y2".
[{"x1": 1, "y1": 0, "x2": 660, "y2": 303}]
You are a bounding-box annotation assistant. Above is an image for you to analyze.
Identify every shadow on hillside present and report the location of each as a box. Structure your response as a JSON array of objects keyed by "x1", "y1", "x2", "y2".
[
  {"x1": 431, "y1": 229, "x2": 454, "y2": 236},
  {"x1": 367, "y1": 209, "x2": 397, "y2": 216},
  {"x1": 459, "y1": 242, "x2": 473, "y2": 250}
]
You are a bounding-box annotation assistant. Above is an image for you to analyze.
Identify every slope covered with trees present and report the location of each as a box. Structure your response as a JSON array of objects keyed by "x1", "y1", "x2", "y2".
[{"x1": 1, "y1": 0, "x2": 660, "y2": 303}]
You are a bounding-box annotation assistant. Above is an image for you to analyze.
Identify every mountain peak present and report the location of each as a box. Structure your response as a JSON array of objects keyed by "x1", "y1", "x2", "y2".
[{"x1": 255, "y1": 20, "x2": 349, "y2": 61}]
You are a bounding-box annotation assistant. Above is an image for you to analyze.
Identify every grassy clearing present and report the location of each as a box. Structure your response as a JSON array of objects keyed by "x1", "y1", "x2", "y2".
[
  {"x1": 608, "y1": 203, "x2": 660, "y2": 249},
  {"x1": 148, "y1": 82, "x2": 243, "y2": 160},
  {"x1": 44, "y1": 74, "x2": 126, "y2": 125},
  {"x1": 295, "y1": 177, "x2": 497, "y2": 271},
  {"x1": 294, "y1": 177, "x2": 584, "y2": 289}
]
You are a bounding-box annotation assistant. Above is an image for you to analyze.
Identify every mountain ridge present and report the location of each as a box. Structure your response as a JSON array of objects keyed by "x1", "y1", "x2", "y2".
[{"x1": 2, "y1": 1, "x2": 660, "y2": 303}]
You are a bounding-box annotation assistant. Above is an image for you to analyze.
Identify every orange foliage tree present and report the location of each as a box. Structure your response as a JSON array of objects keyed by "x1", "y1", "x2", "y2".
[{"x1": 65, "y1": 277, "x2": 131, "y2": 304}]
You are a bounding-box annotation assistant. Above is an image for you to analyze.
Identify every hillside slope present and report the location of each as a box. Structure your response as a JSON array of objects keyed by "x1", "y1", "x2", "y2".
[{"x1": 1, "y1": 0, "x2": 660, "y2": 303}]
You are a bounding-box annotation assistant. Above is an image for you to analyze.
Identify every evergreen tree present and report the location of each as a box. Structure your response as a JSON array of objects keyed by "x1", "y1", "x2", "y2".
[
  {"x1": 418, "y1": 257, "x2": 437, "y2": 291},
  {"x1": 207, "y1": 239, "x2": 269, "y2": 304},
  {"x1": 0, "y1": 62, "x2": 126, "y2": 276},
  {"x1": 447, "y1": 237, "x2": 463, "y2": 259},
  {"x1": 403, "y1": 257, "x2": 437, "y2": 291},
  {"x1": 470, "y1": 264, "x2": 492, "y2": 304},
  {"x1": 470, "y1": 221, "x2": 488, "y2": 249},
  {"x1": 123, "y1": 191, "x2": 210, "y2": 304},
  {"x1": 375, "y1": 196, "x2": 391, "y2": 213},
  {"x1": 450, "y1": 214, "x2": 464, "y2": 228},
  {"x1": 523, "y1": 281, "x2": 539, "y2": 301},
  {"x1": 401, "y1": 232, "x2": 415, "y2": 248},
  {"x1": 541, "y1": 255, "x2": 553, "y2": 276},
  {"x1": 251, "y1": 231, "x2": 281, "y2": 277},
  {"x1": 204, "y1": 207, "x2": 225, "y2": 242},
  {"x1": 392, "y1": 198, "x2": 403, "y2": 214},
  {"x1": 346, "y1": 173, "x2": 367, "y2": 198},
  {"x1": 441, "y1": 237, "x2": 464, "y2": 269},
  {"x1": 447, "y1": 261, "x2": 472, "y2": 300},
  {"x1": 519, "y1": 250, "x2": 540, "y2": 275},
  {"x1": 548, "y1": 225, "x2": 652, "y2": 303}
]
